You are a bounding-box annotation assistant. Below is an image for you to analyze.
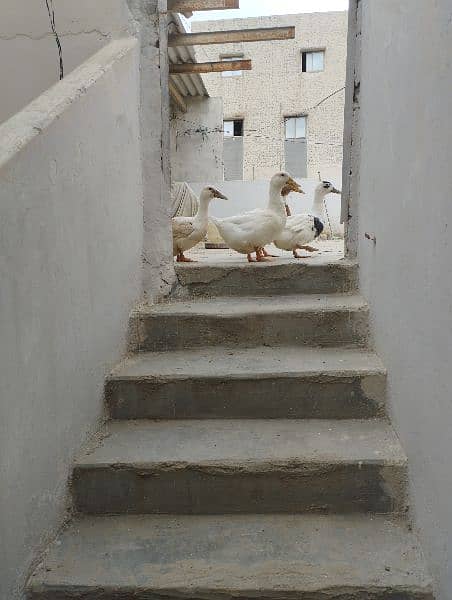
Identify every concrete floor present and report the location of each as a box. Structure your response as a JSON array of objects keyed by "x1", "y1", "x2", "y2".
[{"x1": 191, "y1": 239, "x2": 345, "y2": 263}]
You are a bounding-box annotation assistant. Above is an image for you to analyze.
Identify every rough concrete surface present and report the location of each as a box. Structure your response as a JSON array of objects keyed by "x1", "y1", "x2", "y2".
[
  {"x1": 72, "y1": 419, "x2": 407, "y2": 514},
  {"x1": 171, "y1": 96, "x2": 224, "y2": 183},
  {"x1": 174, "y1": 258, "x2": 358, "y2": 298},
  {"x1": 129, "y1": 294, "x2": 370, "y2": 351},
  {"x1": 28, "y1": 514, "x2": 434, "y2": 599},
  {"x1": 106, "y1": 346, "x2": 386, "y2": 420}
]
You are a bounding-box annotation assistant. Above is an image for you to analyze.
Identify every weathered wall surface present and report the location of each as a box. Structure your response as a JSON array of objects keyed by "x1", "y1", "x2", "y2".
[
  {"x1": 192, "y1": 12, "x2": 347, "y2": 180},
  {"x1": 355, "y1": 2, "x2": 452, "y2": 597},
  {"x1": 0, "y1": 40, "x2": 143, "y2": 600},
  {"x1": 128, "y1": 0, "x2": 175, "y2": 301},
  {"x1": 0, "y1": 0, "x2": 132, "y2": 124},
  {"x1": 171, "y1": 96, "x2": 224, "y2": 182}
]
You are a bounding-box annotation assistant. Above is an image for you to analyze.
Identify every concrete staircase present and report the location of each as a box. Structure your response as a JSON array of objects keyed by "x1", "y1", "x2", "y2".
[{"x1": 28, "y1": 259, "x2": 434, "y2": 599}]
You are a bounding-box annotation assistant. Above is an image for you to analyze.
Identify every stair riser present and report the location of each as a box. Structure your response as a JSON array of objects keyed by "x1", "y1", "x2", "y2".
[
  {"x1": 129, "y1": 309, "x2": 369, "y2": 352},
  {"x1": 174, "y1": 264, "x2": 358, "y2": 298},
  {"x1": 73, "y1": 464, "x2": 406, "y2": 515},
  {"x1": 106, "y1": 374, "x2": 386, "y2": 420},
  {"x1": 28, "y1": 590, "x2": 435, "y2": 600}
]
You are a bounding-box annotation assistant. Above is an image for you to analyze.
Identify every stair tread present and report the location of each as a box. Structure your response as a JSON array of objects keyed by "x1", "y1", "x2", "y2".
[
  {"x1": 176, "y1": 256, "x2": 357, "y2": 272},
  {"x1": 29, "y1": 513, "x2": 432, "y2": 597},
  {"x1": 76, "y1": 419, "x2": 406, "y2": 468},
  {"x1": 109, "y1": 347, "x2": 385, "y2": 380},
  {"x1": 134, "y1": 293, "x2": 367, "y2": 317}
]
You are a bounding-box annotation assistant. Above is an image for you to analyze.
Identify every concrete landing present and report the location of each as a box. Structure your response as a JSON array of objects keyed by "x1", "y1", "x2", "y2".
[
  {"x1": 72, "y1": 419, "x2": 407, "y2": 514},
  {"x1": 174, "y1": 257, "x2": 357, "y2": 298},
  {"x1": 106, "y1": 346, "x2": 386, "y2": 419},
  {"x1": 29, "y1": 514, "x2": 433, "y2": 600},
  {"x1": 129, "y1": 294, "x2": 369, "y2": 351}
]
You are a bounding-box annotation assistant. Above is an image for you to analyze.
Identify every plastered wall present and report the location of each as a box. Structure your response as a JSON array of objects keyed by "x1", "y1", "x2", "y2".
[
  {"x1": 171, "y1": 96, "x2": 224, "y2": 183},
  {"x1": 0, "y1": 39, "x2": 143, "y2": 599},
  {"x1": 354, "y1": 2, "x2": 452, "y2": 597},
  {"x1": 0, "y1": 0, "x2": 132, "y2": 124}
]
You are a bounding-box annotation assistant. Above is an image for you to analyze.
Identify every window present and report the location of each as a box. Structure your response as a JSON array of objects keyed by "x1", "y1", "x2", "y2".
[
  {"x1": 302, "y1": 50, "x2": 325, "y2": 73},
  {"x1": 221, "y1": 54, "x2": 244, "y2": 77},
  {"x1": 285, "y1": 116, "x2": 306, "y2": 140},
  {"x1": 224, "y1": 120, "x2": 244, "y2": 137}
]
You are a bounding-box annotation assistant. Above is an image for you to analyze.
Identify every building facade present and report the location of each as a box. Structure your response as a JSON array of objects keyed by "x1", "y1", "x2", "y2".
[{"x1": 192, "y1": 12, "x2": 348, "y2": 182}]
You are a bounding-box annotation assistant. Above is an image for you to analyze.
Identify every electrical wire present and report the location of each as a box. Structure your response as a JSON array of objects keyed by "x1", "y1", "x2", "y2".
[{"x1": 44, "y1": 0, "x2": 64, "y2": 80}]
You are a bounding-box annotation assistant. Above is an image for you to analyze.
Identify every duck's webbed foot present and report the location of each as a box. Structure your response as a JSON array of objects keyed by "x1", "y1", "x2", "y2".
[
  {"x1": 299, "y1": 245, "x2": 318, "y2": 253},
  {"x1": 255, "y1": 247, "x2": 270, "y2": 262},
  {"x1": 177, "y1": 252, "x2": 195, "y2": 262},
  {"x1": 262, "y1": 247, "x2": 278, "y2": 258}
]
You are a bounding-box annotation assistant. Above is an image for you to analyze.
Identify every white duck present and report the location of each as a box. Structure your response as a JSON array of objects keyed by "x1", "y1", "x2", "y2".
[
  {"x1": 211, "y1": 172, "x2": 302, "y2": 262},
  {"x1": 273, "y1": 180, "x2": 340, "y2": 258},
  {"x1": 311, "y1": 180, "x2": 342, "y2": 239},
  {"x1": 172, "y1": 186, "x2": 227, "y2": 262}
]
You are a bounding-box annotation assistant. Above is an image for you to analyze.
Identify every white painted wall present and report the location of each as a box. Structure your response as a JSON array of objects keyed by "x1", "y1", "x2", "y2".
[
  {"x1": 0, "y1": 0, "x2": 132, "y2": 124},
  {"x1": 0, "y1": 39, "x2": 143, "y2": 599},
  {"x1": 171, "y1": 96, "x2": 224, "y2": 183},
  {"x1": 189, "y1": 177, "x2": 344, "y2": 237},
  {"x1": 356, "y1": 2, "x2": 452, "y2": 597}
]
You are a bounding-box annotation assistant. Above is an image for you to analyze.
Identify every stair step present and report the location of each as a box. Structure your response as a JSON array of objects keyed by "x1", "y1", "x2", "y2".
[
  {"x1": 73, "y1": 419, "x2": 407, "y2": 515},
  {"x1": 107, "y1": 347, "x2": 386, "y2": 420},
  {"x1": 174, "y1": 258, "x2": 358, "y2": 298},
  {"x1": 28, "y1": 514, "x2": 433, "y2": 600},
  {"x1": 129, "y1": 294, "x2": 369, "y2": 352}
]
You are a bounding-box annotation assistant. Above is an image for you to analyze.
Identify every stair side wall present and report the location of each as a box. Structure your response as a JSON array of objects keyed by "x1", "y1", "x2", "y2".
[
  {"x1": 0, "y1": 40, "x2": 143, "y2": 600},
  {"x1": 354, "y1": 1, "x2": 452, "y2": 597}
]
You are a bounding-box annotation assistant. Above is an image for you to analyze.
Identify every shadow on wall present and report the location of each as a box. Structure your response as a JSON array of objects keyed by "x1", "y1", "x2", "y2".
[{"x1": 188, "y1": 178, "x2": 344, "y2": 238}]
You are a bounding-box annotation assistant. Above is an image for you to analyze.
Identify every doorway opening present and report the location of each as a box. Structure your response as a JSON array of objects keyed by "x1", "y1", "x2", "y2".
[{"x1": 168, "y1": 1, "x2": 350, "y2": 263}]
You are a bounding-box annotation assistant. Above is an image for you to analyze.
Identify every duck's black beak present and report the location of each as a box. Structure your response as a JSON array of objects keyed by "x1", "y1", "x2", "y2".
[
  {"x1": 213, "y1": 189, "x2": 228, "y2": 200},
  {"x1": 314, "y1": 217, "x2": 324, "y2": 238}
]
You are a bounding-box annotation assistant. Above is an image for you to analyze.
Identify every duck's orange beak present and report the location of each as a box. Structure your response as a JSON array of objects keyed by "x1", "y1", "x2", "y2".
[{"x1": 282, "y1": 178, "x2": 305, "y2": 196}]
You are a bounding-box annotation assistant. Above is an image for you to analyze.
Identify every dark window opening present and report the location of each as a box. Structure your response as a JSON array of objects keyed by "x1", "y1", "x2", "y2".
[
  {"x1": 224, "y1": 119, "x2": 244, "y2": 137},
  {"x1": 302, "y1": 50, "x2": 325, "y2": 73}
]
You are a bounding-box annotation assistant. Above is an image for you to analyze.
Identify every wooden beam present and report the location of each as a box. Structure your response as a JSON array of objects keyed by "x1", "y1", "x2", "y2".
[
  {"x1": 168, "y1": 26, "x2": 295, "y2": 47},
  {"x1": 168, "y1": 0, "x2": 239, "y2": 11},
  {"x1": 169, "y1": 81, "x2": 187, "y2": 113},
  {"x1": 170, "y1": 59, "x2": 251, "y2": 74}
]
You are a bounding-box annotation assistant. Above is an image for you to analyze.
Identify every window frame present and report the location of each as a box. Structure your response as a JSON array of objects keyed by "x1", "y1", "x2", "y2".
[
  {"x1": 301, "y1": 49, "x2": 325, "y2": 73},
  {"x1": 284, "y1": 115, "x2": 307, "y2": 140}
]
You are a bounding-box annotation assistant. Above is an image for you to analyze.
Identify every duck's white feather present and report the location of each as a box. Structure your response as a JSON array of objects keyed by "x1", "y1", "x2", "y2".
[
  {"x1": 172, "y1": 217, "x2": 204, "y2": 254},
  {"x1": 172, "y1": 187, "x2": 226, "y2": 257},
  {"x1": 274, "y1": 214, "x2": 317, "y2": 251},
  {"x1": 211, "y1": 173, "x2": 292, "y2": 255}
]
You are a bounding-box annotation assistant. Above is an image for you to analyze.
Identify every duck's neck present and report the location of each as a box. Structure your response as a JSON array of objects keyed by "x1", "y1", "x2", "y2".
[
  {"x1": 268, "y1": 184, "x2": 287, "y2": 220},
  {"x1": 194, "y1": 196, "x2": 210, "y2": 224},
  {"x1": 312, "y1": 189, "x2": 326, "y2": 219}
]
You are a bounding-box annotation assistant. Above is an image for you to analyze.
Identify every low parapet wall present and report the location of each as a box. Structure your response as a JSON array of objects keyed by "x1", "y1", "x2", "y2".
[{"x1": 0, "y1": 39, "x2": 143, "y2": 599}]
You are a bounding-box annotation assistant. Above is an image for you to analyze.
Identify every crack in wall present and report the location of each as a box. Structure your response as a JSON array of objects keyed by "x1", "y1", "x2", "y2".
[{"x1": 0, "y1": 28, "x2": 117, "y2": 41}]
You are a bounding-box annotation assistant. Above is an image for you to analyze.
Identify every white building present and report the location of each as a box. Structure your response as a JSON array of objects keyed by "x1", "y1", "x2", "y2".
[{"x1": 192, "y1": 12, "x2": 348, "y2": 182}]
